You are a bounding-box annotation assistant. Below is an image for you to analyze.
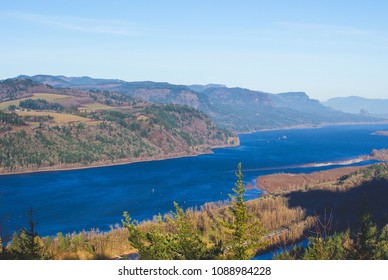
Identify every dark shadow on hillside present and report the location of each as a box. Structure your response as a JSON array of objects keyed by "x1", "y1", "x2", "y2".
[{"x1": 285, "y1": 179, "x2": 388, "y2": 232}]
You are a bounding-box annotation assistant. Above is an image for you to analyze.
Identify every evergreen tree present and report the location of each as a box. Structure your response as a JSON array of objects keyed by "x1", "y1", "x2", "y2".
[
  {"x1": 303, "y1": 231, "x2": 354, "y2": 260},
  {"x1": 56, "y1": 232, "x2": 70, "y2": 252},
  {"x1": 123, "y1": 163, "x2": 265, "y2": 260},
  {"x1": 275, "y1": 214, "x2": 387, "y2": 260},
  {"x1": 375, "y1": 225, "x2": 388, "y2": 259},
  {"x1": 221, "y1": 163, "x2": 266, "y2": 260},
  {"x1": 123, "y1": 204, "x2": 224, "y2": 260},
  {"x1": 9, "y1": 231, "x2": 22, "y2": 256},
  {"x1": 19, "y1": 208, "x2": 42, "y2": 259},
  {"x1": 356, "y1": 212, "x2": 378, "y2": 259},
  {"x1": 170, "y1": 202, "x2": 223, "y2": 260},
  {"x1": 123, "y1": 212, "x2": 173, "y2": 260}
]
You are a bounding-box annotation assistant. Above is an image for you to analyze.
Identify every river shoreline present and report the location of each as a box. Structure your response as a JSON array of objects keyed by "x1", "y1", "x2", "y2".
[
  {"x1": 1, "y1": 123, "x2": 387, "y2": 242},
  {"x1": 239, "y1": 120, "x2": 388, "y2": 134},
  {"x1": 2, "y1": 121, "x2": 388, "y2": 176},
  {"x1": 0, "y1": 142, "x2": 239, "y2": 176}
]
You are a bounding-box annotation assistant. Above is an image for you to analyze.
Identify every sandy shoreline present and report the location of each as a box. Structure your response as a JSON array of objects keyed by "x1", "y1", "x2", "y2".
[{"x1": 301, "y1": 157, "x2": 366, "y2": 168}]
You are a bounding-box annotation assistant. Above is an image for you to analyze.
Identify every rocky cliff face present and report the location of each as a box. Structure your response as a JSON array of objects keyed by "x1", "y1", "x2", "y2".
[{"x1": 13, "y1": 75, "x2": 382, "y2": 132}]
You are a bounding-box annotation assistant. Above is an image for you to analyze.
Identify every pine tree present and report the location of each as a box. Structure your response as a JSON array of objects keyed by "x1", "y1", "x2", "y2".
[
  {"x1": 171, "y1": 202, "x2": 223, "y2": 260},
  {"x1": 375, "y1": 224, "x2": 388, "y2": 259},
  {"x1": 356, "y1": 212, "x2": 378, "y2": 259},
  {"x1": 123, "y1": 211, "x2": 173, "y2": 260},
  {"x1": 56, "y1": 232, "x2": 70, "y2": 252},
  {"x1": 221, "y1": 163, "x2": 266, "y2": 259},
  {"x1": 123, "y1": 163, "x2": 266, "y2": 260},
  {"x1": 9, "y1": 232, "x2": 22, "y2": 255},
  {"x1": 19, "y1": 208, "x2": 42, "y2": 259},
  {"x1": 303, "y1": 231, "x2": 354, "y2": 260},
  {"x1": 123, "y1": 204, "x2": 224, "y2": 260}
]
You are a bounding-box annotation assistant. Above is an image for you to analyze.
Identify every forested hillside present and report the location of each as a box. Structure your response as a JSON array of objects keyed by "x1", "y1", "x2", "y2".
[{"x1": 0, "y1": 79, "x2": 237, "y2": 174}]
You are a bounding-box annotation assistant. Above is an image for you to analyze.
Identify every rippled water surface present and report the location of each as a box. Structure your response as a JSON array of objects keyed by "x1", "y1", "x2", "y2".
[{"x1": 1, "y1": 124, "x2": 388, "y2": 238}]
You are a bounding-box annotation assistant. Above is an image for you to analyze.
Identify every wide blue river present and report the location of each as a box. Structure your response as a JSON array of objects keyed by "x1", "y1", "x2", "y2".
[{"x1": 1, "y1": 124, "x2": 388, "y2": 239}]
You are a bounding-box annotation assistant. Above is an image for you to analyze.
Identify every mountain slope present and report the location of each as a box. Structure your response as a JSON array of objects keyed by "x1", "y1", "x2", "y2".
[
  {"x1": 15, "y1": 75, "x2": 382, "y2": 132},
  {"x1": 0, "y1": 79, "x2": 237, "y2": 174},
  {"x1": 197, "y1": 87, "x2": 379, "y2": 131},
  {"x1": 16, "y1": 75, "x2": 124, "y2": 88},
  {"x1": 0, "y1": 78, "x2": 55, "y2": 102},
  {"x1": 16, "y1": 75, "x2": 204, "y2": 110},
  {"x1": 324, "y1": 96, "x2": 388, "y2": 119},
  {"x1": 188, "y1": 83, "x2": 226, "y2": 92}
]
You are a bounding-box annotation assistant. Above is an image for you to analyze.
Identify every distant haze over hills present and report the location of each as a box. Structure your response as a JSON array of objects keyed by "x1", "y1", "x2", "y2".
[
  {"x1": 188, "y1": 84, "x2": 226, "y2": 92},
  {"x1": 12, "y1": 75, "x2": 382, "y2": 132},
  {"x1": 324, "y1": 96, "x2": 388, "y2": 119}
]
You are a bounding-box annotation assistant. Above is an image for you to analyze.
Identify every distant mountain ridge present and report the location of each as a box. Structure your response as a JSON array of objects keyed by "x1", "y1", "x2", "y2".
[
  {"x1": 324, "y1": 96, "x2": 388, "y2": 119},
  {"x1": 16, "y1": 74, "x2": 125, "y2": 88},
  {"x1": 188, "y1": 84, "x2": 226, "y2": 92},
  {"x1": 13, "y1": 75, "x2": 381, "y2": 132},
  {"x1": 0, "y1": 78, "x2": 55, "y2": 102}
]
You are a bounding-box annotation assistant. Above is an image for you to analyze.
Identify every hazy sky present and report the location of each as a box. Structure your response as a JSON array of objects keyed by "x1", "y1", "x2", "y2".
[{"x1": 1, "y1": 0, "x2": 387, "y2": 100}]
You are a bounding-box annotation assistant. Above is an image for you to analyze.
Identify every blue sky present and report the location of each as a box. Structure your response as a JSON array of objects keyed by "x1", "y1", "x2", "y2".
[{"x1": 1, "y1": 0, "x2": 387, "y2": 100}]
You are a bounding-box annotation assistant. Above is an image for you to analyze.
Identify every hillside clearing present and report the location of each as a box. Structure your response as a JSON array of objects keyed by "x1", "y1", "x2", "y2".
[
  {"x1": 0, "y1": 93, "x2": 73, "y2": 110},
  {"x1": 16, "y1": 110, "x2": 95, "y2": 124},
  {"x1": 79, "y1": 102, "x2": 115, "y2": 112}
]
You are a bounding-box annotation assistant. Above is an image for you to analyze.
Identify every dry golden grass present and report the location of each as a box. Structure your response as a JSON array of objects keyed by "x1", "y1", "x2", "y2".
[
  {"x1": 136, "y1": 195, "x2": 310, "y2": 252},
  {"x1": 0, "y1": 93, "x2": 73, "y2": 110},
  {"x1": 16, "y1": 111, "x2": 93, "y2": 124},
  {"x1": 40, "y1": 226, "x2": 135, "y2": 260},
  {"x1": 79, "y1": 102, "x2": 115, "y2": 112},
  {"x1": 0, "y1": 100, "x2": 22, "y2": 110},
  {"x1": 136, "y1": 115, "x2": 149, "y2": 121},
  {"x1": 31, "y1": 93, "x2": 73, "y2": 102},
  {"x1": 36, "y1": 195, "x2": 313, "y2": 259},
  {"x1": 256, "y1": 166, "x2": 366, "y2": 195}
]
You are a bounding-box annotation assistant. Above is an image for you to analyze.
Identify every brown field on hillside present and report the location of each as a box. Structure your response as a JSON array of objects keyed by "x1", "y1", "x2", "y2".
[
  {"x1": 0, "y1": 93, "x2": 73, "y2": 110},
  {"x1": 16, "y1": 110, "x2": 95, "y2": 124},
  {"x1": 78, "y1": 102, "x2": 115, "y2": 112}
]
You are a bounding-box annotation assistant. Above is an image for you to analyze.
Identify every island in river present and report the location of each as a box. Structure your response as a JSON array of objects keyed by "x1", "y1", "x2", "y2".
[
  {"x1": 256, "y1": 148, "x2": 388, "y2": 194},
  {"x1": 372, "y1": 130, "x2": 388, "y2": 137}
]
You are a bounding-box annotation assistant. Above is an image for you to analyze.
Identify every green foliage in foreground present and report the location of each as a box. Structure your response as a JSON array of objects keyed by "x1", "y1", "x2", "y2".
[
  {"x1": 122, "y1": 163, "x2": 266, "y2": 260},
  {"x1": 1, "y1": 163, "x2": 386, "y2": 260},
  {"x1": 5, "y1": 209, "x2": 43, "y2": 260},
  {"x1": 220, "y1": 163, "x2": 266, "y2": 259},
  {"x1": 123, "y1": 203, "x2": 224, "y2": 260},
  {"x1": 275, "y1": 213, "x2": 388, "y2": 260}
]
